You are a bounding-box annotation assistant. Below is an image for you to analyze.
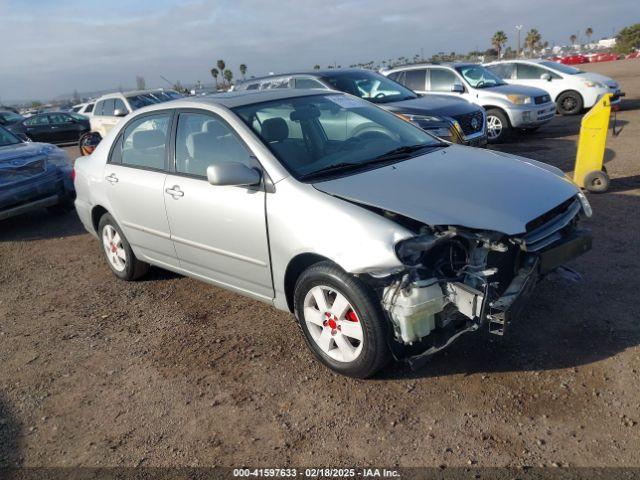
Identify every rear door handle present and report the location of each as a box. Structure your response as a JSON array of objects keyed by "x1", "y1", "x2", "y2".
[
  {"x1": 165, "y1": 185, "x2": 184, "y2": 198},
  {"x1": 105, "y1": 173, "x2": 118, "y2": 184}
]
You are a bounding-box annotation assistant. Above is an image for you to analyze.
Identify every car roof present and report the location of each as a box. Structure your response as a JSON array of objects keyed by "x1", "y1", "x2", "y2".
[
  {"x1": 237, "y1": 68, "x2": 385, "y2": 85},
  {"x1": 386, "y1": 62, "x2": 479, "y2": 72},
  {"x1": 135, "y1": 89, "x2": 334, "y2": 113},
  {"x1": 96, "y1": 88, "x2": 177, "y2": 100}
]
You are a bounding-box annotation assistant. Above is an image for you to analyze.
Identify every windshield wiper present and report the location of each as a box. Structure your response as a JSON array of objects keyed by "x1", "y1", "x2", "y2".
[
  {"x1": 299, "y1": 162, "x2": 365, "y2": 180},
  {"x1": 370, "y1": 143, "x2": 442, "y2": 161}
]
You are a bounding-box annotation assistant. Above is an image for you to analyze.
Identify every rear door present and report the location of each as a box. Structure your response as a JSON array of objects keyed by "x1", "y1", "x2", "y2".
[
  {"x1": 103, "y1": 110, "x2": 178, "y2": 268},
  {"x1": 163, "y1": 110, "x2": 273, "y2": 300},
  {"x1": 22, "y1": 115, "x2": 53, "y2": 142},
  {"x1": 514, "y1": 63, "x2": 561, "y2": 98}
]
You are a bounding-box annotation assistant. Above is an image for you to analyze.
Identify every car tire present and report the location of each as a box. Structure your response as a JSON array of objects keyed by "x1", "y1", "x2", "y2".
[
  {"x1": 584, "y1": 169, "x2": 610, "y2": 193},
  {"x1": 485, "y1": 109, "x2": 511, "y2": 143},
  {"x1": 293, "y1": 261, "x2": 390, "y2": 378},
  {"x1": 98, "y1": 213, "x2": 149, "y2": 280},
  {"x1": 557, "y1": 91, "x2": 583, "y2": 115}
]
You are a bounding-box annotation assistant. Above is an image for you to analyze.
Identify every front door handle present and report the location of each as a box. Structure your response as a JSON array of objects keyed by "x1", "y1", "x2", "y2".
[
  {"x1": 165, "y1": 185, "x2": 184, "y2": 199},
  {"x1": 105, "y1": 173, "x2": 119, "y2": 184}
]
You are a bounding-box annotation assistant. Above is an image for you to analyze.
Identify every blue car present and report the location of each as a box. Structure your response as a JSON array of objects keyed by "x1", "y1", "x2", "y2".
[{"x1": 0, "y1": 125, "x2": 75, "y2": 221}]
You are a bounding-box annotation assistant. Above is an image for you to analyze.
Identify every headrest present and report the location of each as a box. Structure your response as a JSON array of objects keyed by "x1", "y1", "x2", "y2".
[
  {"x1": 261, "y1": 117, "x2": 288, "y2": 143},
  {"x1": 132, "y1": 130, "x2": 165, "y2": 150},
  {"x1": 203, "y1": 120, "x2": 229, "y2": 137}
]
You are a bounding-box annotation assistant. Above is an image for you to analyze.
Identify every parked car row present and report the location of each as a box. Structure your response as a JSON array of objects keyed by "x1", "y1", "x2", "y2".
[{"x1": 73, "y1": 88, "x2": 593, "y2": 377}]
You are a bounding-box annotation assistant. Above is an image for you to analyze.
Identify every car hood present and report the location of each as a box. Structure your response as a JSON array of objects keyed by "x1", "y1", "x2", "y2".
[
  {"x1": 0, "y1": 141, "x2": 55, "y2": 163},
  {"x1": 381, "y1": 95, "x2": 480, "y2": 117},
  {"x1": 483, "y1": 83, "x2": 550, "y2": 97},
  {"x1": 313, "y1": 145, "x2": 578, "y2": 235},
  {"x1": 575, "y1": 71, "x2": 618, "y2": 88}
]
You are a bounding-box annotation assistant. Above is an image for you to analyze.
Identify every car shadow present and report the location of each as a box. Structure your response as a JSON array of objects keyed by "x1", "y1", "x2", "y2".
[
  {"x1": 377, "y1": 190, "x2": 640, "y2": 380},
  {"x1": 607, "y1": 173, "x2": 640, "y2": 193},
  {"x1": 0, "y1": 393, "x2": 22, "y2": 469},
  {"x1": 0, "y1": 210, "x2": 86, "y2": 242}
]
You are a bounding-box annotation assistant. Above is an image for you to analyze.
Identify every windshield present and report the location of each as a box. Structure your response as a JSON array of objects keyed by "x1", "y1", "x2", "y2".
[
  {"x1": 0, "y1": 112, "x2": 24, "y2": 124},
  {"x1": 233, "y1": 93, "x2": 443, "y2": 180},
  {"x1": 539, "y1": 61, "x2": 583, "y2": 75},
  {"x1": 455, "y1": 65, "x2": 506, "y2": 88},
  {"x1": 321, "y1": 71, "x2": 417, "y2": 104},
  {"x1": 0, "y1": 126, "x2": 22, "y2": 147}
]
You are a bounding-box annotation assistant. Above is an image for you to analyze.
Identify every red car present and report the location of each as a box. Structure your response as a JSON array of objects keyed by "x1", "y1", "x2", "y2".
[
  {"x1": 589, "y1": 53, "x2": 619, "y2": 63},
  {"x1": 561, "y1": 55, "x2": 588, "y2": 65},
  {"x1": 626, "y1": 51, "x2": 640, "y2": 59}
]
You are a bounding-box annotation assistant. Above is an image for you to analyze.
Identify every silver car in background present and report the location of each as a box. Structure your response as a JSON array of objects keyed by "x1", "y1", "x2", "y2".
[
  {"x1": 74, "y1": 89, "x2": 592, "y2": 377},
  {"x1": 383, "y1": 63, "x2": 557, "y2": 143}
]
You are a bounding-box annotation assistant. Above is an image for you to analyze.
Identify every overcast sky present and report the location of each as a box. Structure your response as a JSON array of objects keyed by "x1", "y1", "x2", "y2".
[{"x1": 0, "y1": 0, "x2": 633, "y2": 102}]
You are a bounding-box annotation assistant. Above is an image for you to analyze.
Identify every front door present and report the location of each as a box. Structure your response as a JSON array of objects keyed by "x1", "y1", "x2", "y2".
[
  {"x1": 103, "y1": 111, "x2": 178, "y2": 268},
  {"x1": 163, "y1": 111, "x2": 273, "y2": 300}
]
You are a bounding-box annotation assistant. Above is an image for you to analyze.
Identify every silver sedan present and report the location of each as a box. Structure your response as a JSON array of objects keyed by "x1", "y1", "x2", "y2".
[{"x1": 74, "y1": 89, "x2": 592, "y2": 377}]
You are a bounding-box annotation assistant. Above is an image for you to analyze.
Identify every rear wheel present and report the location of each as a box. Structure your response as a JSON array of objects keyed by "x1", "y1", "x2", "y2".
[
  {"x1": 98, "y1": 213, "x2": 149, "y2": 280},
  {"x1": 485, "y1": 109, "x2": 511, "y2": 143},
  {"x1": 557, "y1": 91, "x2": 583, "y2": 115},
  {"x1": 293, "y1": 261, "x2": 390, "y2": 378}
]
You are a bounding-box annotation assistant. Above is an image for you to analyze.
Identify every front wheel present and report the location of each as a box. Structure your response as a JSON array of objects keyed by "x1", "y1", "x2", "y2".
[
  {"x1": 485, "y1": 109, "x2": 511, "y2": 143},
  {"x1": 293, "y1": 261, "x2": 390, "y2": 378}
]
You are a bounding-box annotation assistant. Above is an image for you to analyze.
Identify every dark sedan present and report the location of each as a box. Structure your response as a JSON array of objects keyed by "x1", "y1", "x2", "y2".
[
  {"x1": 234, "y1": 69, "x2": 487, "y2": 147},
  {"x1": 0, "y1": 126, "x2": 75, "y2": 221},
  {"x1": 8, "y1": 112, "x2": 90, "y2": 145}
]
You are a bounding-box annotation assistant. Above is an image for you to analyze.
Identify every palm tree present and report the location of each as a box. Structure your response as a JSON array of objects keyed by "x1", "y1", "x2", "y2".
[
  {"x1": 570, "y1": 34, "x2": 577, "y2": 45},
  {"x1": 585, "y1": 27, "x2": 593, "y2": 43},
  {"x1": 491, "y1": 30, "x2": 508, "y2": 59},
  {"x1": 313, "y1": 64, "x2": 320, "y2": 70},
  {"x1": 216, "y1": 59, "x2": 226, "y2": 84},
  {"x1": 210, "y1": 68, "x2": 219, "y2": 89},
  {"x1": 525, "y1": 28, "x2": 542, "y2": 57},
  {"x1": 239, "y1": 64, "x2": 247, "y2": 80},
  {"x1": 223, "y1": 69, "x2": 233, "y2": 86}
]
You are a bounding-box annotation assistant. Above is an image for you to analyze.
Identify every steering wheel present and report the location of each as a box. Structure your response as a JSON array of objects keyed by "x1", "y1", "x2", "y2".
[
  {"x1": 374, "y1": 92, "x2": 387, "y2": 99},
  {"x1": 475, "y1": 80, "x2": 486, "y2": 88},
  {"x1": 352, "y1": 129, "x2": 395, "y2": 143}
]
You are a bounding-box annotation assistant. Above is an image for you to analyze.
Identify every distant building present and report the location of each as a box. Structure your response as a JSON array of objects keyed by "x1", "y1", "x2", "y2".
[{"x1": 597, "y1": 38, "x2": 617, "y2": 48}]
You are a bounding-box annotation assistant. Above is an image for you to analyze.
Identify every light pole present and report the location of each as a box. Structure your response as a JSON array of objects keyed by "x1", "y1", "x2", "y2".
[{"x1": 515, "y1": 25, "x2": 523, "y2": 58}]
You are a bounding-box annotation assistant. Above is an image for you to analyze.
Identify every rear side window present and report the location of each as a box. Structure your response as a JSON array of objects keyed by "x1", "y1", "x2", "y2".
[
  {"x1": 403, "y1": 69, "x2": 426, "y2": 91},
  {"x1": 516, "y1": 64, "x2": 546, "y2": 80},
  {"x1": 24, "y1": 115, "x2": 49, "y2": 126},
  {"x1": 174, "y1": 113, "x2": 253, "y2": 177},
  {"x1": 116, "y1": 113, "x2": 171, "y2": 170},
  {"x1": 429, "y1": 69, "x2": 459, "y2": 92},
  {"x1": 94, "y1": 101, "x2": 104, "y2": 116},
  {"x1": 487, "y1": 63, "x2": 515, "y2": 79}
]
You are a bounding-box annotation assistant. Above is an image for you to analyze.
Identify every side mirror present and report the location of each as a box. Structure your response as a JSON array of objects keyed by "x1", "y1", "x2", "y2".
[
  {"x1": 113, "y1": 109, "x2": 127, "y2": 117},
  {"x1": 451, "y1": 84, "x2": 464, "y2": 93},
  {"x1": 207, "y1": 162, "x2": 261, "y2": 187},
  {"x1": 541, "y1": 73, "x2": 552, "y2": 81}
]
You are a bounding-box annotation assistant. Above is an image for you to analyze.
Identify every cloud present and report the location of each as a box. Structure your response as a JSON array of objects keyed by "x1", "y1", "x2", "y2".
[{"x1": 0, "y1": 0, "x2": 632, "y2": 101}]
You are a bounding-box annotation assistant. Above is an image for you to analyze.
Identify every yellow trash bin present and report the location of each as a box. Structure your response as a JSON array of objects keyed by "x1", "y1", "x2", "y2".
[{"x1": 573, "y1": 93, "x2": 612, "y2": 193}]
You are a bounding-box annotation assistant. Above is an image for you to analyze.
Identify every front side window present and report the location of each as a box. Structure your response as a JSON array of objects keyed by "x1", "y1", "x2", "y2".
[
  {"x1": 0, "y1": 126, "x2": 21, "y2": 146},
  {"x1": 294, "y1": 77, "x2": 326, "y2": 89},
  {"x1": 118, "y1": 113, "x2": 171, "y2": 170},
  {"x1": 321, "y1": 71, "x2": 417, "y2": 104},
  {"x1": 101, "y1": 99, "x2": 115, "y2": 116},
  {"x1": 516, "y1": 64, "x2": 547, "y2": 80},
  {"x1": 429, "y1": 69, "x2": 460, "y2": 92},
  {"x1": 539, "y1": 61, "x2": 582, "y2": 75},
  {"x1": 48, "y1": 113, "x2": 72, "y2": 125},
  {"x1": 233, "y1": 94, "x2": 443, "y2": 180},
  {"x1": 113, "y1": 98, "x2": 128, "y2": 113},
  {"x1": 174, "y1": 112, "x2": 253, "y2": 177},
  {"x1": 454, "y1": 65, "x2": 506, "y2": 88}
]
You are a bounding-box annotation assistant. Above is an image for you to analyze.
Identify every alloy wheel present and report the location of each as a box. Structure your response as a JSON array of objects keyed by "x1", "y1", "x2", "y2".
[
  {"x1": 102, "y1": 224, "x2": 127, "y2": 272},
  {"x1": 303, "y1": 285, "x2": 364, "y2": 363},
  {"x1": 486, "y1": 115, "x2": 503, "y2": 140}
]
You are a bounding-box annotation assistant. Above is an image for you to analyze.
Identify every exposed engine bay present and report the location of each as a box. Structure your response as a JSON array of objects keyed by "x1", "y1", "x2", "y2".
[{"x1": 364, "y1": 193, "x2": 593, "y2": 367}]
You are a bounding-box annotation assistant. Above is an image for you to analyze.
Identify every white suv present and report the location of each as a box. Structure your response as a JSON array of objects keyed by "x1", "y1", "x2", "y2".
[
  {"x1": 90, "y1": 89, "x2": 182, "y2": 138},
  {"x1": 484, "y1": 59, "x2": 623, "y2": 115}
]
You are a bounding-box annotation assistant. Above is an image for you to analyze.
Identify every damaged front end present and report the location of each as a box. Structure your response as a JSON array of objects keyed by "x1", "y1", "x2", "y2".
[{"x1": 369, "y1": 194, "x2": 593, "y2": 369}]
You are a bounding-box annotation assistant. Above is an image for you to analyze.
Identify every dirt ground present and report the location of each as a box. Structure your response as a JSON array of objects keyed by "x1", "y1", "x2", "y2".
[{"x1": 1, "y1": 59, "x2": 639, "y2": 469}]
